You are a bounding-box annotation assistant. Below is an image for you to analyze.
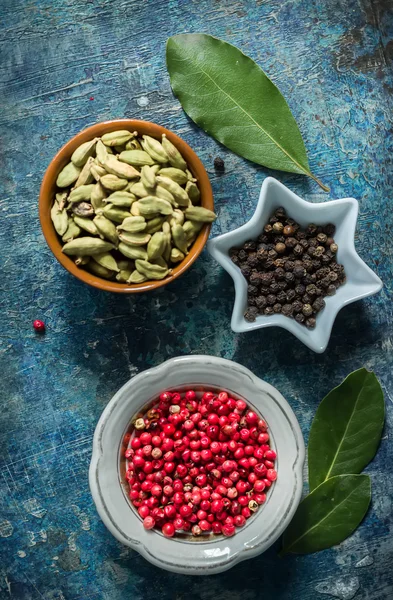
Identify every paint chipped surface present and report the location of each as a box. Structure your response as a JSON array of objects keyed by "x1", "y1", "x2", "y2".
[{"x1": 0, "y1": 0, "x2": 392, "y2": 598}]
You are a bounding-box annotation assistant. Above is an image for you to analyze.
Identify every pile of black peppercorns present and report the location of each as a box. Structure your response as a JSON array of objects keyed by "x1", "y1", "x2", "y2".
[{"x1": 229, "y1": 207, "x2": 346, "y2": 329}]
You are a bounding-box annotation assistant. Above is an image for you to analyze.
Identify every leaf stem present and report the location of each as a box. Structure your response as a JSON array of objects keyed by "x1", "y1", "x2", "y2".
[{"x1": 308, "y1": 172, "x2": 330, "y2": 192}]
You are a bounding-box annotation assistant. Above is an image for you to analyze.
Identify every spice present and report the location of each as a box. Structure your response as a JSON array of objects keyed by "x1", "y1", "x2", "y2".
[
  {"x1": 213, "y1": 156, "x2": 225, "y2": 172},
  {"x1": 33, "y1": 320, "x2": 45, "y2": 333},
  {"x1": 230, "y1": 208, "x2": 346, "y2": 328},
  {"x1": 125, "y1": 388, "x2": 277, "y2": 538}
]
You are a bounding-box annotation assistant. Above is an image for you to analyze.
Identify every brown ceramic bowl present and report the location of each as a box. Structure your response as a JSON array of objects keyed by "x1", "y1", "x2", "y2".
[{"x1": 39, "y1": 119, "x2": 214, "y2": 293}]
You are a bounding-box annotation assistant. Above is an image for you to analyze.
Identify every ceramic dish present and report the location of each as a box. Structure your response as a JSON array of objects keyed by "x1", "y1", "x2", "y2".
[
  {"x1": 39, "y1": 119, "x2": 214, "y2": 293},
  {"x1": 89, "y1": 355, "x2": 305, "y2": 574},
  {"x1": 208, "y1": 177, "x2": 382, "y2": 353}
]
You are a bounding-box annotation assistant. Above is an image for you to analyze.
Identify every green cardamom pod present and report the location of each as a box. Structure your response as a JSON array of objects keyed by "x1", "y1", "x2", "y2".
[
  {"x1": 75, "y1": 255, "x2": 90, "y2": 266},
  {"x1": 170, "y1": 248, "x2": 185, "y2": 263},
  {"x1": 91, "y1": 182, "x2": 107, "y2": 211},
  {"x1": 137, "y1": 197, "x2": 173, "y2": 217},
  {"x1": 105, "y1": 191, "x2": 137, "y2": 207},
  {"x1": 101, "y1": 130, "x2": 134, "y2": 147},
  {"x1": 117, "y1": 259, "x2": 134, "y2": 271},
  {"x1": 183, "y1": 219, "x2": 203, "y2": 244},
  {"x1": 50, "y1": 201, "x2": 68, "y2": 236},
  {"x1": 62, "y1": 218, "x2": 81, "y2": 243},
  {"x1": 56, "y1": 162, "x2": 81, "y2": 188},
  {"x1": 118, "y1": 150, "x2": 154, "y2": 166},
  {"x1": 93, "y1": 214, "x2": 118, "y2": 245},
  {"x1": 162, "y1": 222, "x2": 171, "y2": 263},
  {"x1": 56, "y1": 192, "x2": 68, "y2": 211},
  {"x1": 100, "y1": 174, "x2": 128, "y2": 191},
  {"x1": 103, "y1": 155, "x2": 140, "y2": 180},
  {"x1": 87, "y1": 260, "x2": 114, "y2": 279},
  {"x1": 118, "y1": 231, "x2": 151, "y2": 246},
  {"x1": 141, "y1": 135, "x2": 169, "y2": 164},
  {"x1": 186, "y1": 169, "x2": 197, "y2": 182},
  {"x1": 62, "y1": 237, "x2": 114, "y2": 256},
  {"x1": 161, "y1": 134, "x2": 187, "y2": 171},
  {"x1": 168, "y1": 209, "x2": 185, "y2": 227},
  {"x1": 92, "y1": 252, "x2": 120, "y2": 272},
  {"x1": 129, "y1": 181, "x2": 149, "y2": 197},
  {"x1": 116, "y1": 267, "x2": 134, "y2": 282},
  {"x1": 75, "y1": 156, "x2": 95, "y2": 187},
  {"x1": 140, "y1": 165, "x2": 156, "y2": 193},
  {"x1": 185, "y1": 181, "x2": 201, "y2": 205},
  {"x1": 158, "y1": 167, "x2": 188, "y2": 185},
  {"x1": 95, "y1": 140, "x2": 109, "y2": 165},
  {"x1": 155, "y1": 176, "x2": 189, "y2": 206},
  {"x1": 117, "y1": 216, "x2": 147, "y2": 233},
  {"x1": 71, "y1": 138, "x2": 98, "y2": 167},
  {"x1": 102, "y1": 204, "x2": 131, "y2": 223},
  {"x1": 155, "y1": 185, "x2": 177, "y2": 206},
  {"x1": 184, "y1": 206, "x2": 217, "y2": 223},
  {"x1": 130, "y1": 202, "x2": 142, "y2": 216},
  {"x1": 72, "y1": 202, "x2": 94, "y2": 218},
  {"x1": 125, "y1": 138, "x2": 142, "y2": 151},
  {"x1": 91, "y1": 163, "x2": 107, "y2": 181},
  {"x1": 135, "y1": 259, "x2": 171, "y2": 280},
  {"x1": 171, "y1": 223, "x2": 188, "y2": 254},
  {"x1": 127, "y1": 270, "x2": 148, "y2": 284},
  {"x1": 151, "y1": 165, "x2": 161, "y2": 175},
  {"x1": 147, "y1": 231, "x2": 166, "y2": 260},
  {"x1": 145, "y1": 216, "x2": 165, "y2": 234},
  {"x1": 68, "y1": 184, "x2": 95, "y2": 204},
  {"x1": 152, "y1": 256, "x2": 168, "y2": 269},
  {"x1": 73, "y1": 215, "x2": 99, "y2": 235},
  {"x1": 118, "y1": 242, "x2": 148, "y2": 261}
]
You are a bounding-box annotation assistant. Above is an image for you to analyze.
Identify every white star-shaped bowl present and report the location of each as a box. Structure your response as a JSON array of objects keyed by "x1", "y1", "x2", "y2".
[{"x1": 208, "y1": 178, "x2": 382, "y2": 353}]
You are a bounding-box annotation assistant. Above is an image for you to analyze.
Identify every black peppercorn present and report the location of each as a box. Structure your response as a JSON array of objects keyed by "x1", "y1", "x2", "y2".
[
  {"x1": 265, "y1": 258, "x2": 275, "y2": 269},
  {"x1": 307, "y1": 246, "x2": 316, "y2": 257},
  {"x1": 306, "y1": 317, "x2": 316, "y2": 329},
  {"x1": 231, "y1": 255, "x2": 240, "y2": 266},
  {"x1": 292, "y1": 300, "x2": 303, "y2": 313},
  {"x1": 264, "y1": 306, "x2": 274, "y2": 316},
  {"x1": 269, "y1": 215, "x2": 279, "y2": 224},
  {"x1": 320, "y1": 276, "x2": 331, "y2": 288},
  {"x1": 329, "y1": 271, "x2": 338, "y2": 282},
  {"x1": 277, "y1": 290, "x2": 287, "y2": 303},
  {"x1": 273, "y1": 303, "x2": 282, "y2": 313},
  {"x1": 277, "y1": 281, "x2": 288, "y2": 291},
  {"x1": 327, "y1": 284, "x2": 336, "y2": 296},
  {"x1": 302, "y1": 274, "x2": 314, "y2": 285},
  {"x1": 283, "y1": 225, "x2": 295, "y2": 236},
  {"x1": 241, "y1": 265, "x2": 252, "y2": 278},
  {"x1": 314, "y1": 246, "x2": 325, "y2": 257},
  {"x1": 275, "y1": 207, "x2": 286, "y2": 218},
  {"x1": 256, "y1": 296, "x2": 267, "y2": 310},
  {"x1": 272, "y1": 221, "x2": 284, "y2": 233},
  {"x1": 282, "y1": 304, "x2": 294, "y2": 317},
  {"x1": 306, "y1": 284, "x2": 318, "y2": 296},
  {"x1": 268, "y1": 249, "x2": 278, "y2": 260},
  {"x1": 312, "y1": 297, "x2": 326, "y2": 312},
  {"x1": 248, "y1": 284, "x2": 258, "y2": 296},
  {"x1": 285, "y1": 260, "x2": 295, "y2": 272},
  {"x1": 321, "y1": 254, "x2": 332, "y2": 265},
  {"x1": 257, "y1": 248, "x2": 268, "y2": 262},
  {"x1": 275, "y1": 242, "x2": 286, "y2": 254},
  {"x1": 275, "y1": 267, "x2": 286, "y2": 280},
  {"x1": 247, "y1": 253, "x2": 259, "y2": 267},
  {"x1": 293, "y1": 244, "x2": 304, "y2": 256},
  {"x1": 300, "y1": 238, "x2": 309, "y2": 248},
  {"x1": 323, "y1": 223, "x2": 336, "y2": 236},
  {"x1": 295, "y1": 284, "x2": 306, "y2": 295},
  {"x1": 238, "y1": 249, "x2": 248, "y2": 261},
  {"x1": 285, "y1": 237, "x2": 297, "y2": 249},
  {"x1": 260, "y1": 272, "x2": 273, "y2": 285},
  {"x1": 285, "y1": 272, "x2": 295, "y2": 284},
  {"x1": 249, "y1": 272, "x2": 261, "y2": 286},
  {"x1": 295, "y1": 313, "x2": 305, "y2": 324},
  {"x1": 244, "y1": 307, "x2": 258, "y2": 322},
  {"x1": 308, "y1": 237, "x2": 319, "y2": 247},
  {"x1": 270, "y1": 282, "x2": 280, "y2": 294},
  {"x1": 316, "y1": 267, "x2": 330, "y2": 279},
  {"x1": 330, "y1": 243, "x2": 338, "y2": 253},
  {"x1": 248, "y1": 296, "x2": 257, "y2": 306},
  {"x1": 214, "y1": 156, "x2": 225, "y2": 171},
  {"x1": 274, "y1": 258, "x2": 286, "y2": 268},
  {"x1": 264, "y1": 224, "x2": 273, "y2": 234},
  {"x1": 293, "y1": 266, "x2": 305, "y2": 279},
  {"x1": 286, "y1": 289, "x2": 296, "y2": 302},
  {"x1": 266, "y1": 294, "x2": 277, "y2": 306},
  {"x1": 306, "y1": 223, "x2": 318, "y2": 235},
  {"x1": 257, "y1": 234, "x2": 269, "y2": 244},
  {"x1": 316, "y1": 232, "x2": 327, "y2": 244},
  {"x1": 302, "y1": 294, "x2": 312, "y2": 304},
  {"x1": 302, "y1": 303, "x2": 313, "y2": 317},
  {"x1": 244, "y1": 240, "x2": 257, "y2": 251}
]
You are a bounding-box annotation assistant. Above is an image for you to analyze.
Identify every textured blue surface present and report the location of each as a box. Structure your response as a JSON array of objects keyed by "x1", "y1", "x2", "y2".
[{"x1": 0, "y1": 0, "x2": 392, "y2": 599}]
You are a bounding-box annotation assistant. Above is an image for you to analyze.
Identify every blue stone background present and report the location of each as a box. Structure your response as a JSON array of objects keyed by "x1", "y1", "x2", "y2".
[{"x1": 0, "y1": 0, "x2": 392, "y2": 598}]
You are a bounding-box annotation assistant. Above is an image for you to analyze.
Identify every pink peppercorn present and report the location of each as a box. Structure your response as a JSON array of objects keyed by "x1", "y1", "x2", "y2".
[{"x1": 143, "y1": 516, "x2": 155, "y2": 530}]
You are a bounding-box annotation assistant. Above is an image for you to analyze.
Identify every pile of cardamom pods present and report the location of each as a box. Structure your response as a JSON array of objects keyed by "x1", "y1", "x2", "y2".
[{"x1": 50, "y1": 130, "x2": 217, "y2": 283}]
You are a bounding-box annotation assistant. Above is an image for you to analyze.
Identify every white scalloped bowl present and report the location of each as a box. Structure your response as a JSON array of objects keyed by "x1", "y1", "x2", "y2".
[{"x1": 89, "y1": 355, "x2": 305, "y2": 574}]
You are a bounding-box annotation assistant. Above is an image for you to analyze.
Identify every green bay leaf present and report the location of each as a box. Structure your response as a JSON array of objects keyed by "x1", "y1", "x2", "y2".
[
  {"x1": 281, "y1": 474, "x2": 371, "y2": 555},
  {"x1": 308, "y1": 368, "x2": 385, "y2": 491},
  {"x1": 166, "y1": 33, "x2": 328, "y2": 191}
]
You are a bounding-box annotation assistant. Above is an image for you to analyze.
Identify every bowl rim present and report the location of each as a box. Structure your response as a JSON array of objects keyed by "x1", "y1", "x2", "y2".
[
  {"x1": 208, "y1": 177, "x2": 383, "y2": 353},
  {"x1": 89, "y1": 355, "x2": 305, "y2": 574},
  {"x1": 39, "y1": 119, "x2": 214, "y2": 293}
]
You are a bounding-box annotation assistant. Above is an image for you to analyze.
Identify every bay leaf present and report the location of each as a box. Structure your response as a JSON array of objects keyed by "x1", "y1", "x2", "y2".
[
  {"x1": 166, "y1": 33, "x2": 329, "y2": 191},
  {"x1": 308, "y1": 368, "x2": 384, "y2": 491},
  {"x1": 280, "y1": 474, "x2": 371, "y2": 555}
]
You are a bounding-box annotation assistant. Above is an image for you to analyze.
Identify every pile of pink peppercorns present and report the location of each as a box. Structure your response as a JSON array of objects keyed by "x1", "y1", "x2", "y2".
[{"x1": 125, "y1": 389, "x2": 277, "y2": 538}]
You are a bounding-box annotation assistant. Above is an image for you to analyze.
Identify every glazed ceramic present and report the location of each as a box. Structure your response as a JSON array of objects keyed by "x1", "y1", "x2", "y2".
[
  {"x1": 208, "y1": 178, "x2": 382, "y2": 353},
  {"x1": 39, "y1": 120, "x2": 214, "y2": 293},
  {"x1": 89, "y1": 355, "x2": 305, "y2": 574}
]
